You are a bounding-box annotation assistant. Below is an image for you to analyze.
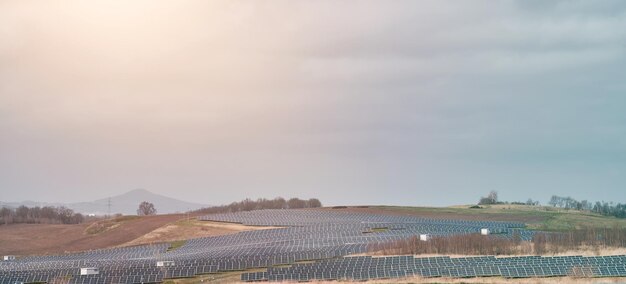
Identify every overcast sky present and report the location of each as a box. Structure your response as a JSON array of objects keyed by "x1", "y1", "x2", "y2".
[{"x1": 1, "y1": 0, "x2": 625, "y2": 206}]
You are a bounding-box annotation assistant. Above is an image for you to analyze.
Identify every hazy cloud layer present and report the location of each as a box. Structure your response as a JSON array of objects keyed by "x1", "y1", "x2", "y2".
[{"x1": 1, "y1": 0, "x2": 625, "y2": 205}]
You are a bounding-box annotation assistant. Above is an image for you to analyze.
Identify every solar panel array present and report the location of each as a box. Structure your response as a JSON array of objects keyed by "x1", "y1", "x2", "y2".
[
  {"x1": 164, "y1": 209, "x2": 535, "y2": 277},
  {"x1": 0, "y1": 257, "x2": 221, "y2": 284},
  {"x1": 0, "y1": 208, "x2": 617, "y2": 283},
  {"x1": 241, "y1": 255, "x2": 626, "y2": 282}
]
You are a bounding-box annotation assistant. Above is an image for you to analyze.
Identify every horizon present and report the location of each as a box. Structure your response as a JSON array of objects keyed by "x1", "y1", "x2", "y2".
[
  {"x1": 2, "y1": 1, "x2": 626, "y2": 207},
  {"x1": 0, "y1": 187, "x2": 617, "y2": 209}
]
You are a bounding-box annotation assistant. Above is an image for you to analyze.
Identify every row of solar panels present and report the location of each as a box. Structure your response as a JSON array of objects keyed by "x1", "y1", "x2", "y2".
[
  {"x1": 200, "y1": 209, "x2": 526, "y2": 228},
  {"x1": 67, "y1": 274, "x2": 162, "y2": 284},
  {"x1": 242, "y1": 264, "x2": 626, "y2": 281},
  {"x1": 241, "y1": 255, "x2": 626, "y2": 282},
  {"x1": 12, "y1": 244, "x2": 170, "y2": 263},
  {"x1": 297, "y1": 255, "x2": 626, "y2": 268},
  {"x1": 0, "y1": 274, "x2": 163, "y2": 284},
  {"x1": 0, "y1": 264, "x2": 219, "y2": 284}
]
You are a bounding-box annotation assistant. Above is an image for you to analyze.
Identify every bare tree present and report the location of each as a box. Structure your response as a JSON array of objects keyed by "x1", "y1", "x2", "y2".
[
  {"x1": 549, "y1": 195, "x2": 559, "y2": 207},
  {"x1": 0, "y1": 205, "x2": 85, "y2": 225},
  {"x1": 488, "y1": 191, "x2": 498, "y2": 203},
  {"x1": 308, "y1": 198, "x2": 323, "y2": 208},
  {"x1": 478, "y1": 191, "x2": 499, "y2": 205},
  {"x1": 0, "y1": 207, "x2": 12, "y2": 225},
  {"x1": 287, "y1": 198, "x2": 307, "y2": 209},
  {"x1": 137, "y1": 201, "x2": 157, "y2": 216}
]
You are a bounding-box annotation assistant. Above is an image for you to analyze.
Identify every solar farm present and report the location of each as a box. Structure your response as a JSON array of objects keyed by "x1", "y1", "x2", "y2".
[{"x1": 1, "y1": 209, "x2": 625, "y2": 283}]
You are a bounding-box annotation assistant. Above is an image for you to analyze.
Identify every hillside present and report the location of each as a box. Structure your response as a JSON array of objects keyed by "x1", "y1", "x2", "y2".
[
  {"x1": 0, "y1": 214, "x2": 185, "y2": 256},
  {"x1": 341, "y1": 204, "x2": 626, "y2": 231},
  {"x1": 0, "y1": 213, "x2": 270, "y2": 256}
]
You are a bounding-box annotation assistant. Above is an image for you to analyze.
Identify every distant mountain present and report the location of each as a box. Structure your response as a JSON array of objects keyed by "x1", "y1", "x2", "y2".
[{"x1": 1, "y1": 189, "x2": 208, "y2": 215}]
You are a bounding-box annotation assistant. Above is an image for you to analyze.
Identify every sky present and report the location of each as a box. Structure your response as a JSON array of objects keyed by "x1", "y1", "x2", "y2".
[{"x1": 1, "y1": 0, "x2": 625, "y2": 206}]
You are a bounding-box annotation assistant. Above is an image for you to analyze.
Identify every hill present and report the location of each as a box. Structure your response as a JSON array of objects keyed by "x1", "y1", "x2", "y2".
[
  {"x1": 1, "y1": 189, "x2": 208, "y2": 215},
  {"x1": 0, "y1": 213, "x2": 271, "y2": 256},
  {"x1": 340, "y1": 204, "x2": 626, "y2": 231},
  {"x1": 4, "y1": 204, "x2": 625, "y2": 258},
  {"x1": 0, "y1": 214, "x2": 185, "y2": 256}
]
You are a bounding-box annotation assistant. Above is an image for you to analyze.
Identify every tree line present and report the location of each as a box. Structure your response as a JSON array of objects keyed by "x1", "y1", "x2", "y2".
[
  {"x1": 592, "y1": 202, "x2": 626, "y2": 218},
  {"x1": 548, "y1": 195, "x2": 593, "y2": 210},
  {"x1": 548, "y1": 195, "x2": 626, "y2": 218},
  {"x1": 0, "y1": 205, "x2": 86, "y2": 225},
  {"x1": 193, "y1": 197, "x2": 322, "y2": 215},
  {"x1": 477, "y1": 191, "x2": 625, "y2": 219},
  {"x1": 477, "y1": 191, "x2": 540, "y2": 206}
]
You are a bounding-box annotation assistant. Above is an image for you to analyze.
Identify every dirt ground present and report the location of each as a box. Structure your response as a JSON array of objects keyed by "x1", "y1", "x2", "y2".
[
  {"x1": 0, "y1": 214, "x2": 187, "y2": 256},
  {"x1": 0, "y1": 214, "x2": 280, "y2": 256}
]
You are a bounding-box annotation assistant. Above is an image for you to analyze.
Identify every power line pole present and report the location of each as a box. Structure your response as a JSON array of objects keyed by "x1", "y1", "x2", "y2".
[{"x1": 107, "y1": 197, "x2": 111, "y2": 216}]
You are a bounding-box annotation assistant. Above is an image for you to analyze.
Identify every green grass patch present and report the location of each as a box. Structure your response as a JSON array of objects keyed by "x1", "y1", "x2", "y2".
[
  {"x1": 167, "y1": 240, "x2": 187, "y2": 252},
  {"x1": 529, "y1": 212, "x2": 626, "y2": 231},
  {"x1": 363, "y1": 227, "x2": 390, "y2": 234},
  {"x1": 113, "y1": 215, "x2": 141, "y2": 222},
  {"x1": 371, "y1": 227, "x2": 389, "y2": 232}
]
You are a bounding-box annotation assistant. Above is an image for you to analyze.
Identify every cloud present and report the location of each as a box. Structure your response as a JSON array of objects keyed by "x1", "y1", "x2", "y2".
[{"x1": 1, "y1": 0, "x2": 625, "y2": 205}]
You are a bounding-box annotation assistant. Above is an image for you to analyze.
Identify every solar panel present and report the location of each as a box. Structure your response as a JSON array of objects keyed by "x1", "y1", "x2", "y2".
[{"x1": 3, "y1": 209, "x2": 622, "y2": 283}]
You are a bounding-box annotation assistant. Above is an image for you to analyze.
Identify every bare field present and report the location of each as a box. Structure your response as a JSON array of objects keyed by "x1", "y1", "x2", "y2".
[
  {"x1": 0, "y1": 214, "x2": 186, "y2": 255},
  {"x1": 0, "y1": 214, "x2": 275, "y2": 256},
  {"x1": 0, "y1": 214, "x2": 281, "y2": 256}
]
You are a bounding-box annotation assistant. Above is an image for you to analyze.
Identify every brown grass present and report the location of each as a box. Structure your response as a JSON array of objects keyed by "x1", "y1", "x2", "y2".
[
  {"x1": 84, "y1": 215, "x2": 140, "y2": 235},
  {"x1": 0, "y1": 212, "x2": 280, "y2": 256},
  {"x1": 0, "y1": 214, "x2": 186, "y2": 255}
]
